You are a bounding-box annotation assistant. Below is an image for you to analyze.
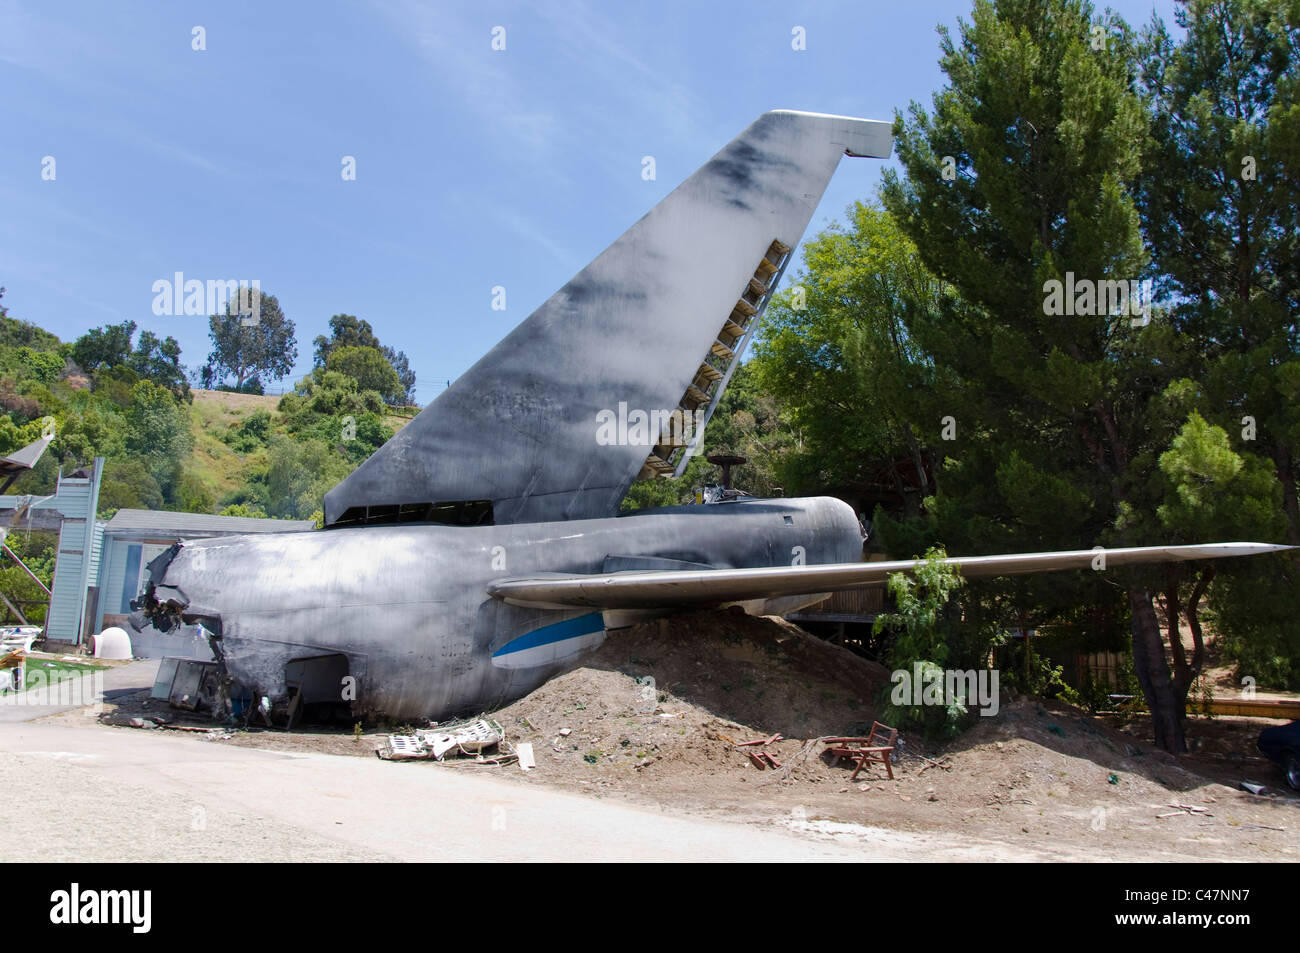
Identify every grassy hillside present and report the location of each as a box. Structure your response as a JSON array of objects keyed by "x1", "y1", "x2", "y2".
[
  {"x1": 186, "y1": 389, "x2": 414, "y2": 515},
  {"x1": 188, "y1": 390, "x2": 283, "y2": 503}
]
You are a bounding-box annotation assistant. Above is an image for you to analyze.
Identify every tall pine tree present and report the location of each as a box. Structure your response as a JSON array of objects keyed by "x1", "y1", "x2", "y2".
[
  {"x1": 881, "y1": 0, "x2": 1204, "y2": 750},
  {"x1": 1136, "y1": 0, "x2": 1300, "y2": 688}
]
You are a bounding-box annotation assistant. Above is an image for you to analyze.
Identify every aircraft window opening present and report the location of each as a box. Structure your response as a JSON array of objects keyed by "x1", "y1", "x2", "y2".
[{"x1": 330, "y1": 500, "x2": 495, "y2": 527}]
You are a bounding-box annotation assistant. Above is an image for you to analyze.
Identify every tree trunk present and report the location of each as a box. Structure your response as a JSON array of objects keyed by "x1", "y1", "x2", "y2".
[
  {"x1": 1274, "y1": 448, "x2": 1300, "y2": 546},
  {"x1": 1129, "y1": 587, "x2": 1186, "y2": 753}
]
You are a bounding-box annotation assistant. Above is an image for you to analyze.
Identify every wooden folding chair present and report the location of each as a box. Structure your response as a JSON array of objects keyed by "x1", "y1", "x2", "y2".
[{"x1": 823, "y1": 722, "x2": 899, "y2": 780}]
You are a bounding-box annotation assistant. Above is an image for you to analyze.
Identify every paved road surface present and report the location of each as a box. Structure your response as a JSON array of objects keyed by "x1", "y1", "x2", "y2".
[{"x1": 0, "y1": 660, "x2": 1048, "y2": 862}]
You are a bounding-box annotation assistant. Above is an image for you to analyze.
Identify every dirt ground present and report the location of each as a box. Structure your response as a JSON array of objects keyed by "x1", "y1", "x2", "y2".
[{"x1": 51, "y1": 609, "x2": 1300, "y2": 860}]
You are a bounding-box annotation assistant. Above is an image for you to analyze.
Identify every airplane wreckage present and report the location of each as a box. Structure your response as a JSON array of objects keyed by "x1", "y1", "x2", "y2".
[{"x1": 131, "y1": 110, "x2": 1290, "y2": 723}]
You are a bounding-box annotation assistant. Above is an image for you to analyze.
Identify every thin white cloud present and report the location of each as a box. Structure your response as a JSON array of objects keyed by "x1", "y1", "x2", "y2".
[
  {"x1": 535, "y1": 0, "x2": 708, "y2": 142},
  {"x1": 371, "y1": 0, "x2": 561, "y2": 154},
  {"x1": 492, "y1": 206, "x2": 576, "y2": 270}
]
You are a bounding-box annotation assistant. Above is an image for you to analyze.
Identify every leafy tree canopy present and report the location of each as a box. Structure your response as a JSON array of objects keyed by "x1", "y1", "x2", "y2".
[
  {"x1": 203, "y1": 290, "x2": 297, "y2": 391},
  {"x1": 313, "y1": 313, "x2": 416, "y2": 405},
  {"x1": 71, "y1": 320, "x2": 188, "y2": 396},
  {"x1": 326, "y1": 345, "x2": 404, "y2": 405}
]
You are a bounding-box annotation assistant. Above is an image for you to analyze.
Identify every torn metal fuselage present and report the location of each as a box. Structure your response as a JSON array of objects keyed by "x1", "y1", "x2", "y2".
[{"x1": 129, "y1": 496, "x2": 863, "y2": 722}]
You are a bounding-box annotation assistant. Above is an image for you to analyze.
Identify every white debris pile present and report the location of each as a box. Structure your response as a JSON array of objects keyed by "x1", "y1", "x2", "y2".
[{"x1": 377, "y1": 718, "x2": 513, "y2": 764}]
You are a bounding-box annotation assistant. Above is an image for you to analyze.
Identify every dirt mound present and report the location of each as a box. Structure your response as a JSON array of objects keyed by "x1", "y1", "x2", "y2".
[
  {"x1": 490, "y1": 609, "x2": 889, "y2": 790},
  {"x1": 484, "y1": 614, "x2": 1297, "y2": 859},
  {"x1": 584, "y1": 607, "x2": 888, "y2": 736}
]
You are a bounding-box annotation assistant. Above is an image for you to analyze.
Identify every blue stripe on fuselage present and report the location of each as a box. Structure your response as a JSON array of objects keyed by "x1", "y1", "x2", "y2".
[{"x1": 492, "y1": 612, "x2": 605, "y2": 658}]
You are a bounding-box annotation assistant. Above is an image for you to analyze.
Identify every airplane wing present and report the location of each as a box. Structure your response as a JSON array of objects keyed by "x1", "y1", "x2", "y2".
[
  {"x1": 324, "y1": 111, "x2": 892, "y2": 527},
  {"x1": 486, "y1": 543, "x2": 1292, "y2": 610}
]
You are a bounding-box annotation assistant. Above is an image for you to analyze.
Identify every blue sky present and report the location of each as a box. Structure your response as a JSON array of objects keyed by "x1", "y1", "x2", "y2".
[{"x1": 1, "y1": 0, "x2": 1181, "y2": 404}]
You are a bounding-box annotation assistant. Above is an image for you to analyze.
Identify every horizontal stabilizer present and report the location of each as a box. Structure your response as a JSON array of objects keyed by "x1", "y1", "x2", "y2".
[
  {"x1": 324, "y1": 110, "x2": 892, "y2": 527},
  {"x1": 0, "y1": 433, "x2": 52, "y2": 472},
  {"x1": 486, "y1": 543, "x2": 1293, "y2": 610}
]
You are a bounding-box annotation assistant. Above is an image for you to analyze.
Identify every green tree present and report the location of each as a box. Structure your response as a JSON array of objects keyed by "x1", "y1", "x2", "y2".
[
  {"x1": 314, "y1": 313, "x2": 416, "y2": 404},
  {"x1": 223, "y1": 408, "x2": 273, "y2": 453},
  {"x1": 313, "y1": 313, "x2": 381, "y2": 366},
  {"x1": 129, "y1": 330, "x2": 188, "y2": 396},
  {"x1": 52, "y1": 399, "x2": 127, "y2": 467},
  {"x1": 618, "y1": 362, "x2": 794, "y2": 511},
  {"x1": 124, "y1": 380, "x2": 193, "y2": 499},
  {"x1": 261, "y1": 435, "x2": 353, "y2": 519},
  {"x1": 71, "y1": 321, "x2": 187, "y2": 396},
  {"x1": 1118, "y1": 408, "x2": 1290, "y2": 712},
  {"x1": 72, "y1": 320, "x2": 136, "y2": 372},
  {"x1": 220, "y1": 502, "x2": 269, "y2": 518},
  {"x1": 753, "y1": 201, "x2": 962, "y2": 514},
  {"x1": 326, "y1": 345, "x2": 403, "y2": 404},
  {"x1": 878, "y1": 0, "x2": 1222, "y2": 751},
  {"x1": 1136, "y1": 0, "x2": 1300, "y2": 687},
  {"x1": 203, "y1": 290, "x2": 297, "y2": 390},
  {"x1": 98, "y1": 459, "x2": 164, "y2": 513},
  {"x1": 20, "y1": 347, "x2": 64, "y2": 385},
  {"x1": 873, "y1": 547, "x2": 974, "y2": 739},
  {"x1": 279, "y1": 368, "x2": 385, "y2": 423}
]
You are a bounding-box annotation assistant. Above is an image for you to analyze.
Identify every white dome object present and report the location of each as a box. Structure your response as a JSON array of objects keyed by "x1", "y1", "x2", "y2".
[{"x1": 93, "y1": 626, "x2": 133, "y2": 659}]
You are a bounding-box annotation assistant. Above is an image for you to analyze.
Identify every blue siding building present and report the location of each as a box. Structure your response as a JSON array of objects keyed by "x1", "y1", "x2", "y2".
[
  {"x1": 42, "y1": 460, "x2": 104, "y2": 642},
  {"x1": 93, "y1": 509, "x2": 315, "y2": 657}
]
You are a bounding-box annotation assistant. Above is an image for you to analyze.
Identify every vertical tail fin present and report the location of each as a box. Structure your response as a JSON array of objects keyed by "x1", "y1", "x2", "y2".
[{"x1": 324, "y1": 111, "x2": 892, "y2": 527}]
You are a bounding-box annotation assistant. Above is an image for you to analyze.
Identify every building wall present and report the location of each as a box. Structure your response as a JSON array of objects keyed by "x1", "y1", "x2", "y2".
[
  {"x1": 95, "y1": 531, "x2": 214, "y2": 661},
  {"x1": 97, "y1": 533, "x2": 178, "y2": 633},
  {"x1": 44, "y1": 460, "x2": 103, "y2": 642},
  {"x1": 81, "y1": 510, "x2": 310, "y2": 659}
]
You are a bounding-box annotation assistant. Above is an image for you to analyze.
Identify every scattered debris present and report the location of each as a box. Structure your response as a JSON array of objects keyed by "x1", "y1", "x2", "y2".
[
  {"x1": 0, "y1": 649, "x2": 23, "y2": 692},
  {"x1": 736, "y1": 733, "x2": 783, "y2": 747},
  {"x1": 1157, "y1": 803, "x2": 1213, "y2": 819},
  {"x1": 152, "y1": 657, "x2": 222, "y2": 714},
  {"x1": 917, "y1": 754, "x2": 952, "y2": 775},
  {"x1": 105, "y1": 713, "x2": 171, "y2": 729},
  {"x1": 158, "y1": 723, "x2": 225, "y2": 734},
  {"x1": 1239, "y1": 781, "x2": 1268, "y2": 796},
  {"x1": 106, "y1": 715, "x2": 158, "y2": 729},
  {"x1": 0, "y1": 626, "x2": 40, "y2": 655},
  {"x1": 1107, "y1": 773, "x2": 1119, "y2": 785},
  {"x1": 761, "y1": 736, "x2": 838, "y2": 785},
  {"x1": 377, "y1": 718, "x2": 506, "y2": 762},
  {"x1": 986, "y1": 793, "x2": 1035, "y2": 806},
  {"x1": 517, "y1": 742, "x2": 536, "y2": 771}
]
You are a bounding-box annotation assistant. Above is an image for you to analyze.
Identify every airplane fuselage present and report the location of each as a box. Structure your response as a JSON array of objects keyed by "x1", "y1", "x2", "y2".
[{"x1": 139, "y1": 496, "x2": 863, "y2": 720}]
